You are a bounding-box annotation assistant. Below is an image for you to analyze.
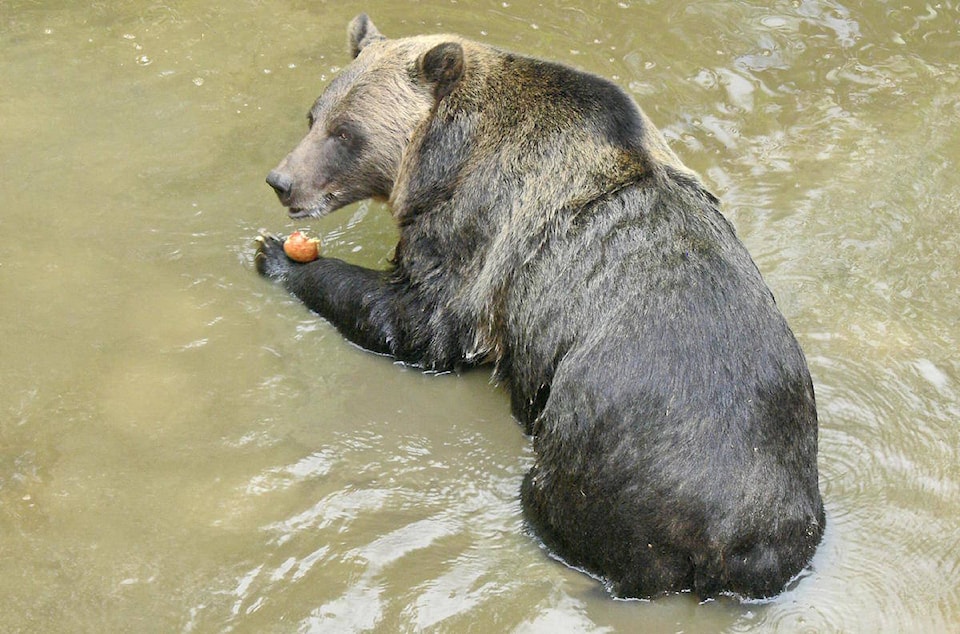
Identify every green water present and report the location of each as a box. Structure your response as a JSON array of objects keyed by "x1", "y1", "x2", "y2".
[{"x1": 1, "y1": 1, "x2": 958, "y2": 631}]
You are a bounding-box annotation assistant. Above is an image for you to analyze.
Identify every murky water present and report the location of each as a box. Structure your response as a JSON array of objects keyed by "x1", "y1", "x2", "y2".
[{"x1": 2, "y1": 0, "x2": 958, "y2": 631}]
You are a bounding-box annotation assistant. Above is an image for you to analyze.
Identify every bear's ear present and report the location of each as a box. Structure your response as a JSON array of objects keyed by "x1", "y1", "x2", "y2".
[
  {"x1": 419, "y1": 42, "x2": 465, "y2": 100},
  {"x1": 347, "y1": 13, "x2": 385, "y2": 58}
]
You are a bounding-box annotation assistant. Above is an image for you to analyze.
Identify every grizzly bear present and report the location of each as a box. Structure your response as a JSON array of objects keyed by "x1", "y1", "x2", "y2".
[{"x1": 255, "y1": 14, "x2": 825, "y2": 599}]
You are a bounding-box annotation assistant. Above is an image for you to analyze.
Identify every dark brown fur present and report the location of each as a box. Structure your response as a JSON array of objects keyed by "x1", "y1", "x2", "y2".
[{"x1": 257, "y1": 15, "x2": 824, "y2": 599}]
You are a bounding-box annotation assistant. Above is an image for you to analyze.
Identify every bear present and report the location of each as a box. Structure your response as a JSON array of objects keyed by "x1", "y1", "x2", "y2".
[{"x1": 255, "y1": 14, "x2": 825, "y2": 599}]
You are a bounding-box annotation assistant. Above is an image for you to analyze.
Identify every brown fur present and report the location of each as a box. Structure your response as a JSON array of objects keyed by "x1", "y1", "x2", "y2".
[{"x1": 257, "y1": 15, "x2": 824, "y2": 599}]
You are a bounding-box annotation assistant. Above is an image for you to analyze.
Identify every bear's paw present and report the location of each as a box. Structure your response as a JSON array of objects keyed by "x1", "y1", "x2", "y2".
[{"x1": 254, "y1": 233, "x2": 293, "y2": 281}]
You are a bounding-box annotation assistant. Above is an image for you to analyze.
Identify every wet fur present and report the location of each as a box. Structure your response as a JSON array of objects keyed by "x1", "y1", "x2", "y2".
[{"x1": 256, "y1": 15, "x2": 824, "y2": 599}]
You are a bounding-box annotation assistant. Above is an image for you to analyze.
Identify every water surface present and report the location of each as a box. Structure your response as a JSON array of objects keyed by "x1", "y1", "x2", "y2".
[{"x1": 2, "y1": 1, "x2": 958, "y2": 631}]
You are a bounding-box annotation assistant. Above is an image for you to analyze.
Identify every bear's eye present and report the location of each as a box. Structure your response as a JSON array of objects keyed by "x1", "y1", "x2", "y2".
[{"x1": 306, "y1": 113, "x2": 315, "y2": 129}]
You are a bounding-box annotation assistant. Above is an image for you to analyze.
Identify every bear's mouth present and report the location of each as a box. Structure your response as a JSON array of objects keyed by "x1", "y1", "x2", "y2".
[
  {"x1": 286, "y1": 192, "x2": 339, "y2": 219},
  {"x1": 287, "y1": 207, "x2": 314, "y2": 219},
  {"x1": 286, "y1": 202, "x2": 328, "y2": 219}
]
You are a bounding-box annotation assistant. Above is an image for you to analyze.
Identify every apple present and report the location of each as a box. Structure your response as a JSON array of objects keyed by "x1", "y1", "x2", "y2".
[{"x1": 283, "y1": 231, "x2": 321, "y2": 262}]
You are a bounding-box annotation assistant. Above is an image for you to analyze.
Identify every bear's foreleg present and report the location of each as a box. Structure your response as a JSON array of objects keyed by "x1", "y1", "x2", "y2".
[{"x1": 255, "y1": 235, "x2": 424, "y2": 361}]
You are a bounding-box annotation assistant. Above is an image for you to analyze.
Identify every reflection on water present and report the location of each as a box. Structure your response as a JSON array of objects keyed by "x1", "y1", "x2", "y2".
[{"x1": 1, "y1": 0, "x2": 958, "y2": 631}]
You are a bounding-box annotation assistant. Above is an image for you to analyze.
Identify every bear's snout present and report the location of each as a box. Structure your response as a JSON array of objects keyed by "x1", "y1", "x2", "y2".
[{"x1": 266, "y1": 170, "x2": 294, "y2": 200}]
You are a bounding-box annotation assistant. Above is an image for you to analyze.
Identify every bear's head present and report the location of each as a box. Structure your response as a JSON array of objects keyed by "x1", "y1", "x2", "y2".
[{"x1": 266, "y1": 14, "x2": 466, "y2": 219}]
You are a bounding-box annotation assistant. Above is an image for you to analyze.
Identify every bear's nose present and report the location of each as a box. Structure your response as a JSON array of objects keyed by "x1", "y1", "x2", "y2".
[{"x1": 266, "y1": 170, "x2": 294, "y2": 199}]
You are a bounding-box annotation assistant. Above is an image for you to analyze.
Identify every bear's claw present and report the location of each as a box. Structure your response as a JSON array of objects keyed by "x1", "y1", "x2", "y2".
[{"x1": 254, "y1": 233, "x2": 290, "y2": 281}]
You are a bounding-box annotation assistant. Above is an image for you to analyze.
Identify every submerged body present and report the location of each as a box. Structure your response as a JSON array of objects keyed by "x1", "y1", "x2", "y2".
[{"x1": 256, "y1": 14, "x2": 824, "y2": 599}]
